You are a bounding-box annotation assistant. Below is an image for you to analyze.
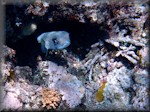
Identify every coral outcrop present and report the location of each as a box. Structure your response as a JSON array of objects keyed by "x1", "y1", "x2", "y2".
[{"x1": 2, "y1": 0, "x2": 149, "y2": 111}]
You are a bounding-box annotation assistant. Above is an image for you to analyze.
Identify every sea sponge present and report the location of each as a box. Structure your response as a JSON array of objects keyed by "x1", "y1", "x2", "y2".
[{"x1": 37, "y1": 31, "x2": 71, "y2": 53}]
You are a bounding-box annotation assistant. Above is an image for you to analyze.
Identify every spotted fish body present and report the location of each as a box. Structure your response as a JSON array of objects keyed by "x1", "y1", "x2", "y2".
[{"x1": 37, "y1": 31, "x2": 71, "y2": 53}]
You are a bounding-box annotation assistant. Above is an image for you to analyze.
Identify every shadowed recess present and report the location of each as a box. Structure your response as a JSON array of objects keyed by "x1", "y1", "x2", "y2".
[{"x1": 5, "y1": 5, "x2": 109, "y2": 68}]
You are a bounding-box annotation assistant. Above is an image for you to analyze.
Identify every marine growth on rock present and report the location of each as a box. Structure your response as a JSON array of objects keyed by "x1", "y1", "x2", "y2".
[{"x1": 2, "y1": 0, "x2": 149, "y2": 111}]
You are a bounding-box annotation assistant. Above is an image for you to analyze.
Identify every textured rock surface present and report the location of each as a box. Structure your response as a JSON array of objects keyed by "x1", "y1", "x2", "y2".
[
  {"x1": 1, "y1": 0, "x2": 149, "y2": 111},
  {"x1": 37, "y1": 61, "x2": 85, "y2": 108}
]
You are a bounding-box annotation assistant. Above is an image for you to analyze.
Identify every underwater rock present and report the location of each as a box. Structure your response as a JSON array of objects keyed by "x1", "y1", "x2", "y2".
[
  {"x1": 53, "y1": 73, "x2": 85, "y2": 108},
  {"x1": 132, "y1": 69, "x2": 149, "y2": 111},
  {"x1": 95, "y1": 81, "x2": 107, "y2": 102},
  {"x1": 138, "y1": 47, "x2": 149, "y2": 66},
  {"x1": 2, "y1": 45, "x2": 16, "y2": 59},
  {"x1": 46, "y1": 61, "x2": 85, "y2": 108},
  {"x1": 1, "y1": 92, "x2": 23, "y2": 110},
  {"x1": 3, "y1": 0, "x2": 149, "y2": 111},
  {"x1": 26, "y1": 0, "x2": 49, "y2": 16},
  {"x1": 101, "y1": 67, "x2": 133, "y2": 110},
  {"x1": 37, "y1": 61, "x2": 85, "y2": 108},
  {"x1": 37, "y1": 31, "x2": 71, "y2": 53}
]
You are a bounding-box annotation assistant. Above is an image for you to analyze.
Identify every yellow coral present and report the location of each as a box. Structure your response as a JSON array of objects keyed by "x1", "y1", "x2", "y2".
[
  {"x1": 7, "y1": 69, "x2": 16, "y2": 82},
  {"x1": 95, "y1": 82, "x2": 107, "y2": 102},
  {"x1": 41, "y1": 88, "x2": 61, "y2": 110}
]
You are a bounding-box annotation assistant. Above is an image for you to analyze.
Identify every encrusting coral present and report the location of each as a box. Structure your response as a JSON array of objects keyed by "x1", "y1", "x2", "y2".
[
  {"x1": 35, "y1": 61, "x2": 85, "y2": 108},
  {"x1": 2, "y1": 0, "x2": 149, "y2": 111},
  {"x1": 26, "y1": 0, "x2": 49, "y2": 16},
  {"x1": 95, "y1": 81, "x2": 107, "y2": 102},
  {"x1": 41, "y1": 88, "x2": 62, "y2": 110}
]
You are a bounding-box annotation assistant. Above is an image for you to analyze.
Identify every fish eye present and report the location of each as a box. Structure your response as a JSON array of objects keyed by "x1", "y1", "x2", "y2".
[{"x1": 52, "y1": 38, "x2": 59, "y2": 45}]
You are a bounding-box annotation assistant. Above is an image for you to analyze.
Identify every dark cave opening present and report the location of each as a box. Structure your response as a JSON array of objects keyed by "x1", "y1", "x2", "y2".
[{"x1": 5, "y1": 5, "x2": 109, "y2": 68}]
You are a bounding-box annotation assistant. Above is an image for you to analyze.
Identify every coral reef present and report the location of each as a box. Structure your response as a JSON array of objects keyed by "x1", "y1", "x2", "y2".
[
  {"x1": 36, "y1": 61, "x2": 85, "y2": 108},
  {"x1": 0, "y1": 65, "x2": 63, "y2": 111},
  {"x1": 1, "y1": 0, "x2": 149, "y2": 111},
  {"x1": 2, "y1": 45, "x2": 16, "y2": 58},
  {"x1": 26, "y1": 0, "x2": 49, "y2": 16},
  {"x1": 132, "y1": 69, "x2": 149, "y2": 110}
]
